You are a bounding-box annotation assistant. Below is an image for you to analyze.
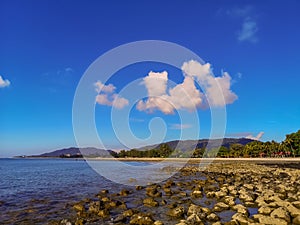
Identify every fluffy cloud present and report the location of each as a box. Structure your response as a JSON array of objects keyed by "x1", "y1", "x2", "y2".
[
  {"x1": 94, "y1": 81, "x2": 128, "y2": 109},
  {"x1": 0, "y1": 75, "x2": 10, "y2": 88},
  {"x1": 238, "y1": 18, "x2": 258, "y2": 43},
  {"x1": 137, "y1": 60, "x2": 237, "y2": 114},
  {"x1": 143, "y1": 71, "x2": 168, "y2": 97},
  {"x1": 246, "y1": 131, "x2": 264, "y2": 141},
  {"x1": 95, "y1": 81, "x2": 116, "y2": 93},
  {"x1": 137, "y1": 71, "x2": 203, "y2": 114},
  {"x1": 182, "y1": 60, "x2": 238, "y2": 107}
]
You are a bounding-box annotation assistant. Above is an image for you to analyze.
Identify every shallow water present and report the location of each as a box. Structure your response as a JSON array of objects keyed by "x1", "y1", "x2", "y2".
[
  {"x1": 0, "y1": 159, "x2": 258, "y2": 224},
  {"x1": 0, "y1": 158, "x2": 182, "y2": 224}
]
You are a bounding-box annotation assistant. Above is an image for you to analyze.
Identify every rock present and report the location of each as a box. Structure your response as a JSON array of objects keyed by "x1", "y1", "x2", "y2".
[
  {"x1": 254, "y1": 214, "x2": 288, "y2": 225},
  {"x1": 136, "y1": 185, "x2": 143, "y2": 190},
  {"x1": 130, "y1": 213, "x2": 154, "y2": 225},
  {"x1": 163, "y1": 188, "x2": 173, "y2": 196},
  {"x1": 178, "y1": 191, "x2": 187, "y2": 197},
  {"x1": 224, "y1": 196, "x2": 235, "y2": 206},
  {"x1": 120, "y1": 189, "x2": 130, "y2": 196},
  {"x1": 223, "y1": 221, "x2": 238, "y2": 225},
  {"x1": 143, "y1": 198, "x2": 159, "y2": 207},
  {"x1": 61, "y1": 219, "x2": 72, "y2": 225},
  {"x1": 244, "y1": 201, "x2": 256, "y2": 207},
  {"x1": 270, "y1": 207, "x2": 290, "y2": 222},
  {"x1": 239, "y1": 192, "x2": 254, "y2": 202},
  {"x1": 286, "y1": 203, "x2": 300, "y2": 217},
  {"x1": 201, "y1": 207, "x2": 211, "y2": 214},
  {"x1": 293, "y1": 201, "x2": 300, "y2": 209},
  {"x1": 231, "y1": 213, "x2": 249, "y2": 225},
  {"x1": 88, "y1": 201, "x2": 101, "y2": 214},
  {"x1": 186, "y1": 213, "x2": 203, "y2": 225},
  {"x1": 153, "y1": 221, "x2": 164, "y2": 225},
  {"x1": 101, "y1": 197, "x2": 110, "y2": 202},
  {"x1": 207, "y1": 213, "x2": 220, "y2": 222},
  {"x1": 206, "y1": 191, "x2": 215, "y2": 198},
  {"x1": 113, "y1": 214, "x2": 127, "y2": 223},
  {"x1": 258, "y1": 206, "x2": 272, "y2": 215},
  {"x1": 100, "y1": 189, "x2": 109, "y2": 194},
  {"x1": 73, "y1": 203, "x2": 84, "y2": 212},
  {"x1": 167, "y1": 206, "x2": 185, "y2": 218},
  {"x1": 187, "y1": 204, "x2": 202, "y2": 216},
  {"x1": 75, "y1": 219, "x2": 84, "y2": 225},
  {"x1": 98, "y1": 209, "x2": 109, "y2": 218},
  {"x1": 213, "y1": 202, "x2": 229, "y2": 212},
  {"x1": 243, "y1": 184, "x2": 254, "y2": 190},
  {"x1": 215, "y1": 191, "x2": 227, "y2": 199},
  {"x1": 175, "y1": 220, "x2": 188, "y2": 225},
  {"x1": 191, "y1": 190, "x2": 202, "y2": 198},
  {"x1": 147, "y1": 188, "x2": 162, "y2": 198},
  {"x1": 232, "y1": 204, "x2": 249, "y2": 216},
  {"x1": 293, "y1": 215, "x2": 300, "y2": 225},
  {"x1": 211, "y1": 222, "x2": 222, "y2": 225},
  {"x1": 123, "y1": 209, "x2": 135, "y2": 217}
]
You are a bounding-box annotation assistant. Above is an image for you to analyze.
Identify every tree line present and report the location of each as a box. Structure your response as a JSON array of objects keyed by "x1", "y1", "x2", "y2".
[{"x1": 114, "y1": 130, "x2": 300, "y2": 158}]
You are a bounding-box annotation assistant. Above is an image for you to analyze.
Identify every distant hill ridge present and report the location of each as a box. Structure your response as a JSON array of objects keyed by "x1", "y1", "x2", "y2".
[
  {"x1": 137, "y1": 138, "x2": 255, "y2": 152},
  {"x1": 32, "y1": 147, "x2": 113, "y2": 157},
  {"x1": 28, "y1": 138, "x2": 255, "y2": 157}
]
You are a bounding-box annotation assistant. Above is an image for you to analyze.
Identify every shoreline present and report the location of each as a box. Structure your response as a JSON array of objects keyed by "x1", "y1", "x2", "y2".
[{"x1": 13, "y1": 156, "x2": 300, "y2": 163}]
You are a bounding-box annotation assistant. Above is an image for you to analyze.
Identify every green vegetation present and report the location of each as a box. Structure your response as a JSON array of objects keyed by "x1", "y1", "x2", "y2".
[{"x1": 114, "y1": 130, "x2": 300, "y2": 158}]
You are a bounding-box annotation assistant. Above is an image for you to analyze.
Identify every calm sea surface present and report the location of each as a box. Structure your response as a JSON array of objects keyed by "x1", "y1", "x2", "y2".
[{"x1": 0, "y1": 158, "x2": 160, "y2": 224}]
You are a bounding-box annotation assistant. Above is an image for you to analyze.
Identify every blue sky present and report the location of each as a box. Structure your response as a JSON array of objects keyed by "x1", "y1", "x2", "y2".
[{"x1": 1, "y1": 0, "x2": 300, "y2": 157}]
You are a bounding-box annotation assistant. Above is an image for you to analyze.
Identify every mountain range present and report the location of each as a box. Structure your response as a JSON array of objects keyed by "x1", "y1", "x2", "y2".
[{"x1": 22, "y1": 138, "x2": 255, "y2": 158}]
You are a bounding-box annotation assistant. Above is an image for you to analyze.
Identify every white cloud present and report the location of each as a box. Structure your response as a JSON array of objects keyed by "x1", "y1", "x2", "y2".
[
  {"x1": 95, "y1": 81, "x2": 116, "y2": 93},
  {"x1": 182, "y1": 60, "x2": 237, "y2": 107},
  {"x1": 170, "y1": 123, "x2": 192, "y2": 130},
  {"x1": 0, "y1": 75, "x2": 10, "y2": 88},
  {"x1": 246, "y1": 131, "x2": 264, "y2": 141},
  {"x1": 94, "y1": 81, "x2": 128, "y2": 109},
  {"x1": 137, "y1": 60, "x2": 237, "y2": 114},
  {"x1": 142, "y1": 71, "x2": 168, "y2": 97},
  {"x1": 238, "y1": 18, "x2": 258, "y2": 43},
  {"x1": 136, "y1": 71, "x2": 203, "y2": 114}
]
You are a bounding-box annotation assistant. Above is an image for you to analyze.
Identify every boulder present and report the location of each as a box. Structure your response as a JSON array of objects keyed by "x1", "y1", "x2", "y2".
[
  {"x1": 187, "y1": 204, "x2": 202, "y2": 216},
  {"x1": 292, "y1": 215, "x2": 300, "y2": 225},
  {"x1": 232, "y1": 204, "x2": 249, "y2": 216},
  {"x1": 130, "y1": 213, "x2": 154, "y2": 225},
  {"x1": 254, "y1": 214, "x2": 288, "y2": 225},
  {"x1": 167, "y1": 206, "x2": 185, "y2": 218},
  {"x1": 258, "y1": 206, "x2": 272, "y2": 215},
  {"x1": 270, "y1": 207, "x2": 290, "y2": 222},
  {"x1": 186, "y1": 213, "x2": 204, "y2": 225},
  {"x1": 207, "y1": 213, "x2": 220, "y2": 222},
  {"x1": 231, "y1": 213, "x2": 249, "y2": 225},
  {"x1": 143, "y1": 198, "x2": 159, "y2": 207},
  {"x1": 213, "y1": 202, "x2": 229, "y2": 212}
]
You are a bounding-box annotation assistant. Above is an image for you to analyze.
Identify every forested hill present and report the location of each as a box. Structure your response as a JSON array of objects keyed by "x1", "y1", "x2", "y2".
[{"x1": 138, "y1": 138, "x2": 255, "y2": 152}]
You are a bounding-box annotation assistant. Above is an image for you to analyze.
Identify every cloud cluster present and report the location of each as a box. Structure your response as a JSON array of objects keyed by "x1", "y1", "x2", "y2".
[
  {"x1": 94, "y1": 81, "x2": 128, "y2": 109},
  {"x1": 246, "y1": 131, "x2": 264, "y2": 141},
  {"x1": 137, "y1": 70, "x2": 203, "y2": 114},
  {"x1": 137, "y1": 60, "x2": 237, "y2": 114},
  {"x1": 0, "y1": 75, "x2": 10, "y2": 88}
]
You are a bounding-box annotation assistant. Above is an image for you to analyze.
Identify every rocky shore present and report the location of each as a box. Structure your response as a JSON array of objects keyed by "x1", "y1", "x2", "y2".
[{"x1": 50, "y1": 162, "x2": 300, "y2": 225}]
